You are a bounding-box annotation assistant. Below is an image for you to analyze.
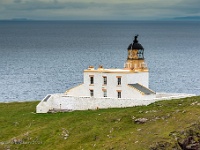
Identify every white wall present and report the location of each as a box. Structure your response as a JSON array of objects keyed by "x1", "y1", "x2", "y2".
[
  {"x1": 36, "y1": 93, "x2": 195, "y2": 113},
  {"x1": 36, "y1": 94, "x2": 157, "y2": 113},
  {"x1": 66, "y1": 84, "x2": 87, "y2": 97},
  {"x1": 84, "y1": 71, "x2": 126, "y2": 98},
  {"x1": 83, "y1": 71, "x2": 150, "y2": 99},
  {"x1": 127, "y1": 72, "x2": 149, "y2": 88}
]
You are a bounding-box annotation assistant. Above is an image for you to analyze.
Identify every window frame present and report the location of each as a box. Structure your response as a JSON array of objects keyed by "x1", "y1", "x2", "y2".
[
  {"x1": 117, "y1": 77, "x2": 121, "y2": 85},
  {"x1": 117, "y1": 91, "x2": 121, "y2": 98},
  {"x1": 103, "y1": 89, "x2": 107, "y2": 97},
  {"x1": 89, "y1": 75, "x2": 94, "y2": 85},
  {"x1": 103, "y1": 76, "x2": 107, "y2": 85},
  {"x1": 90, "y1": 89, "x2": 94, "y2": 97}
]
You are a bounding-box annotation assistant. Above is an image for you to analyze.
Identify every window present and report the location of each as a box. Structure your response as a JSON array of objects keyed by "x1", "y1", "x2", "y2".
[
  {"x1": 90, "y1": 90, "x2": 94, "y2": 97},
  {"x1": 103, "y1": 90, "x2": 107, "y2": 97},
  {"x1": 117, "y1": 77, "x2": 121, "y2": 85},
  {"x1": 103, "y1": 76, "x2": 107, "y2": 85},
  {"x1": 137, "y1": 49, "x2": 144, "y2": 59},
  {"x1": 90, "y1": 76, "x2": 94, "y2": 84},
  {"x1": 117, "y1": 91, "x2": 121, "y2": 98}
]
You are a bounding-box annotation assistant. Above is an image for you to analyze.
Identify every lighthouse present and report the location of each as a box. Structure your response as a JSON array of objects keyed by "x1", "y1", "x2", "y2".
[
  {"x1": 36, "y1": 36, "x2": 194, "y2": 113},
  {"x1": 125, "y1": 35, "x2": 148, "y2": 71},
  {"x1": 63, "y1": 35, "x2": 155, "y2": 98},
  {"x1": 36, "y1": 36, "x2": 156, "y2": 113}
]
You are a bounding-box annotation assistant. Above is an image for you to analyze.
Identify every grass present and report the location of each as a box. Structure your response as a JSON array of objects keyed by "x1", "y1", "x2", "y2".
[{"x1": 0, "y1": 96, "x2": 200, "y2": 150}]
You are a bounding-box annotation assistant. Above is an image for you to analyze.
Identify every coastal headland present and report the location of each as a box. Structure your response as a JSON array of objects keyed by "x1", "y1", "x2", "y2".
[{"x1": 1, "y1": 96, "x2": 200, "y2": 149}]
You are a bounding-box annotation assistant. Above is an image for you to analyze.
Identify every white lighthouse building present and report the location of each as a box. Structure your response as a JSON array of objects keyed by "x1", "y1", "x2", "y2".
[
  {"x1": 36, "y1": 36, "x2": 194, "y2": 113},
  {"x1": 66, "y1": 35, "x2": 155, "y2": 99}
]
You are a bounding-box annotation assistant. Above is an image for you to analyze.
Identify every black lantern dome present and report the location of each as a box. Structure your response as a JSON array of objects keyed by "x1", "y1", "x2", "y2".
[{"x1": 127, "y1": 35, "x2": 144, "y2": 50}]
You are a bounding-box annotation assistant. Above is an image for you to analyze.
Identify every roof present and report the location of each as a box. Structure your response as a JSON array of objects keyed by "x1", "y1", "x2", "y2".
[
  {"x1": 128, "y1": 83, "x2": 155, "y2": 95},
  {"x1": 127, "y1": 35, "x2": 144, "y2": 50},
  {"x1": 128, "y1": 43, "x2": 144, "y2": 50},
  {"x1": 84, "y1": 68, "x2": 148, "y2": 73},
  {"x1": 43, "y1": 95, "x2": 51, "y2": 102}
]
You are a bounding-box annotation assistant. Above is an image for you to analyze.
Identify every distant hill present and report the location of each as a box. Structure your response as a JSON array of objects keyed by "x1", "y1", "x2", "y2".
[
  {"x1": 174, "y1": 16, "x2": 200, "y2": 20},
  {"x1": 0, "y1": 18, "x2": 34, "y2": 21},
  {"x1": 11, "y1": 18, "x2": 30, "y2": 21}
]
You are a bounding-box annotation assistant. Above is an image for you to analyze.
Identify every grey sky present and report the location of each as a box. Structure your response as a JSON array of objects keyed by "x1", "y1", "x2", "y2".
[{"x1": 1, "y1": 0, "x2": 200, "y2": 20}]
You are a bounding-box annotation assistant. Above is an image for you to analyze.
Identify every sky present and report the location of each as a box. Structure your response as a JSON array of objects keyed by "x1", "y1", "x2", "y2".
[{"x1": 0, "y1": 0, "x2": 200, "y2": 20}]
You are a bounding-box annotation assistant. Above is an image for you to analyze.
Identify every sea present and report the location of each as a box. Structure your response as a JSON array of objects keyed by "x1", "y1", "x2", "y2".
[{"x1": 0, "y1": 20, "x2": 200, "y2": 102}]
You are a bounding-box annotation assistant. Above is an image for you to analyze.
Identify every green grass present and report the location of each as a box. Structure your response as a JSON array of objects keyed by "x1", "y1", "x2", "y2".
[{"x1": 0, "y1": 96, "x2": 200, "y2": 150}]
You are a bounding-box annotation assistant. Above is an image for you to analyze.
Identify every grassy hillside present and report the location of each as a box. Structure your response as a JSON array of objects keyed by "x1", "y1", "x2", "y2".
[{"x1": 0, "y1": 96, "x2": 200, "y2": 150}]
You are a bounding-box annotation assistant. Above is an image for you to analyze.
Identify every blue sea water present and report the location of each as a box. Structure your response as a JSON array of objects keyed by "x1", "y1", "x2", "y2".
[{"x1": 0, "y1": 20, "x2": 200, "y2": 102}]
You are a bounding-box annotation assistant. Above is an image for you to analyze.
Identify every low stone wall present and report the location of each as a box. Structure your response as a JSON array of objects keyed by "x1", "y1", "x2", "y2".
[{"x1": 36, "y1": 93, "x2": 195, "y2": 113}]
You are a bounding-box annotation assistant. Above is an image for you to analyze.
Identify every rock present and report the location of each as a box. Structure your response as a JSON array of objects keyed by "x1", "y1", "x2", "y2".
[
  {"x1": 182, "y1": 110, "x2": 186, "y2": 113},
  {"x1": 12, "y1": 138, "x2": 22, "y2": 144},
  {"x1": 152, "y1": 123, "x2": 200, "y2": 149},
  {"x1": 62, "y1": 128, "x2": 69, "y2": 140},
  {"x1": 134, "y1": 118, "x2": 148, "y2": 124},
  {"x1": 63, "y1": 134, "x2": 69, "y2": 140},
  {"x1": 145, "y1": 110, "x2": 157, "y2": 114},
  {"x1": 190, "y1": 101, "x2": 200, "y2": 106},
  {"x1": 186, "y1": 143, "x2": 200, "y2": 149},
  {"x1": 14, "y1": 122, "x2": 19, "y2": 126},
  {"x1": 116, "y1": 118, "x2": 121, "y2": 122},
  {"x1": 178, "y1": 136, "x2": 200, "y2": 150},
  {"x1": 132, "y1": 116, "x2": 136, "y2": 120},
  {"x1": 149, "y1": 141, "x2": 172, "y2": 150},
  {"x1": 110, "y1": 128, "x2": 114, "y2": 133}
]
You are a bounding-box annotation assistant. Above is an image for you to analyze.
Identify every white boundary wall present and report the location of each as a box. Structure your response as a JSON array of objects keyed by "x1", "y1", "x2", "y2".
[{"x1": 36, "y1": 93, "x2": 195, "y2": 113}]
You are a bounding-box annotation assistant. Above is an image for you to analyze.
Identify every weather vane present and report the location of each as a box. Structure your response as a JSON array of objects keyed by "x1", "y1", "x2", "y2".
[{"x1": 134, "y1": 34, "x2": 139, "y2": 43}]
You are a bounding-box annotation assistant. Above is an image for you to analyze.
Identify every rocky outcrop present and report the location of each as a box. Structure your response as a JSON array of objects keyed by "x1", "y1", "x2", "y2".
[
  {"x1": 134, "y1": 118, "x2": 148, "y2": 124},
  {"x1": 150, "y1": 123, "x2": 200, "y2": 150},
  {"x1": 178, "y1": 136, "x2": 200, "y2": 150}
]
